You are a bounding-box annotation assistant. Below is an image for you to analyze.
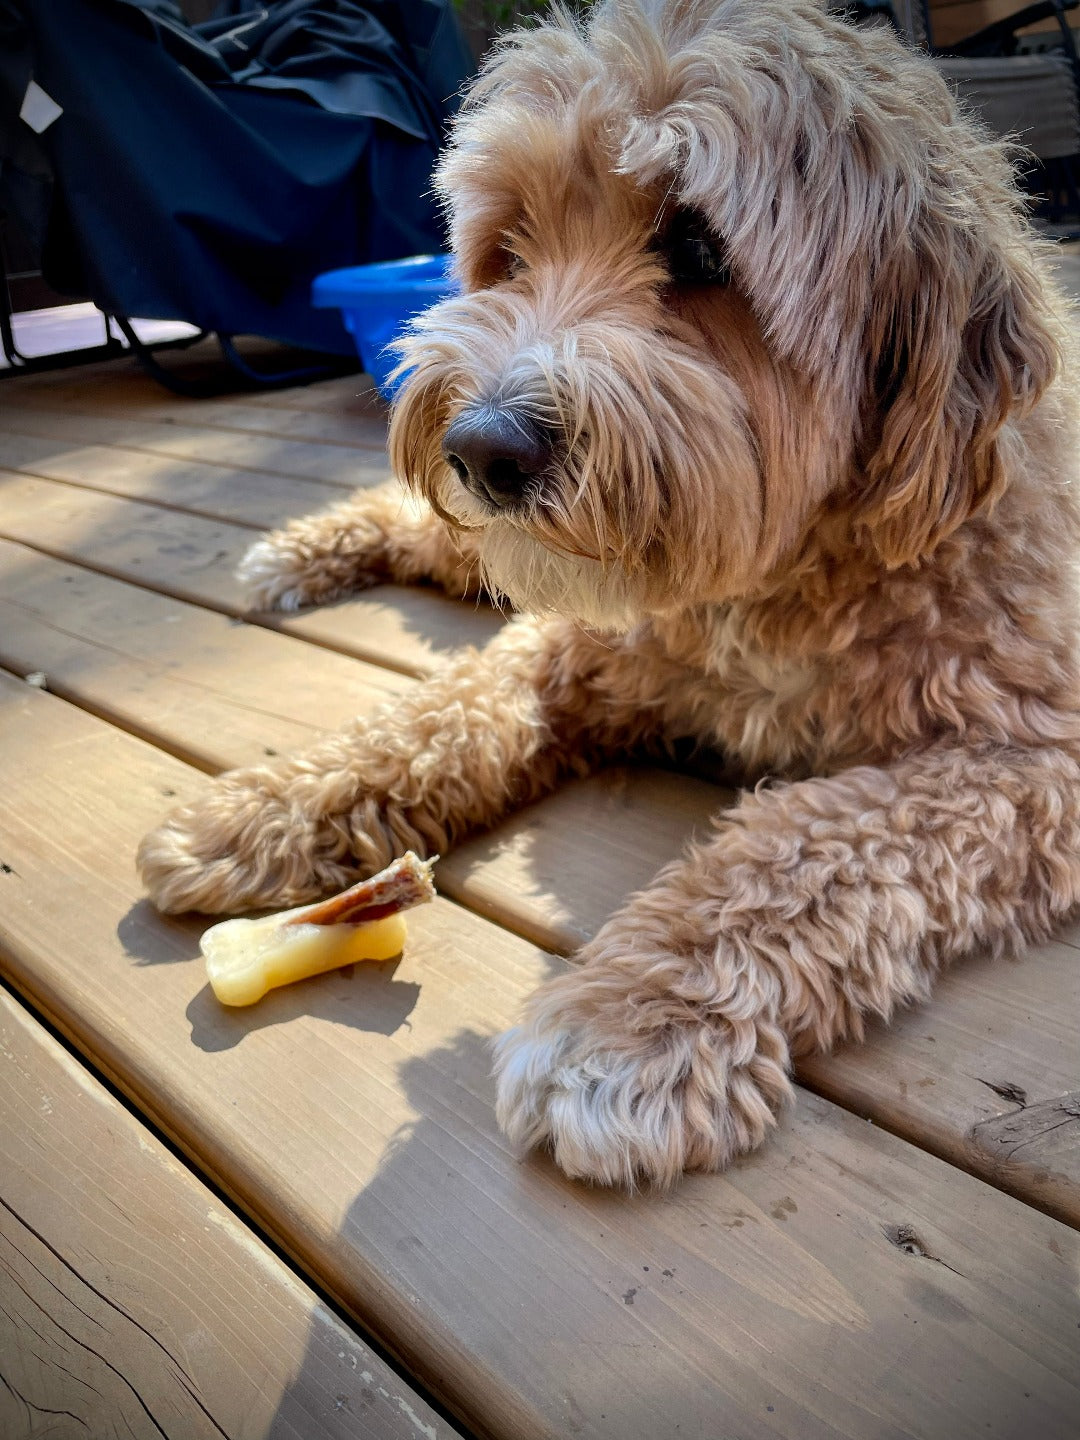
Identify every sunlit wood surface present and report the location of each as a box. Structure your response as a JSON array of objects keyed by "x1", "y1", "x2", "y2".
[{"x1": 1, "y1": 327, "x2": 1079, "y2": 1439}]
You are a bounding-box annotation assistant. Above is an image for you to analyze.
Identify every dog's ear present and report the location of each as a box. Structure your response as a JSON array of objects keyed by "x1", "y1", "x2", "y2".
[{"x1": 859, "y1": 208, "x2": 1058, "y2": 568}]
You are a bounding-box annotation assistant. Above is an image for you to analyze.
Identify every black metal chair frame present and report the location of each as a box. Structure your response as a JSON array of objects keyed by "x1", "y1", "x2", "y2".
[{"x1": 0, "y1": 216, "x2": 357, "y2": 395}]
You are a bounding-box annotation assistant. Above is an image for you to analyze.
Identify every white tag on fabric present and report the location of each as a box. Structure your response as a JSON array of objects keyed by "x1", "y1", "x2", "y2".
[{"x1": 19, "y1": 80, "x2": 63, "y2": 135}]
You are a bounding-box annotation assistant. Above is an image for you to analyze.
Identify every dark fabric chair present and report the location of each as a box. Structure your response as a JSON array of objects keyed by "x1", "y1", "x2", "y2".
[{"x1": 0, "y1": 0, "x2": 473, "y2": 383}]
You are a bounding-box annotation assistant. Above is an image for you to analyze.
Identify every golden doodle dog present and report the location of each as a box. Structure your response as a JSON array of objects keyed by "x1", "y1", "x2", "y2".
[{"x1": 140, "y1": 0, "x2": 1080, "y2": 1187}]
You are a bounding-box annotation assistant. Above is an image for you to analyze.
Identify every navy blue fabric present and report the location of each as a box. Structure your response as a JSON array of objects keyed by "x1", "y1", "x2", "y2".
[{"x1": 0, "y1": 0, "x2": 471, "y2": 353}]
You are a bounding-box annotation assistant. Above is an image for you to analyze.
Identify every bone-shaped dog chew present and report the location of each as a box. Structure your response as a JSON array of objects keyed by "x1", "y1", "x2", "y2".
[{"x1": 201, "y1": 853, "x2": 436, "y2": 1006}]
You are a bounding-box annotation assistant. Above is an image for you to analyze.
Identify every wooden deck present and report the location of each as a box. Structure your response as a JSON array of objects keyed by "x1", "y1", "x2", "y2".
[{"x1": 1, "y1": 342, "x2": 1079, "y2": 1440}]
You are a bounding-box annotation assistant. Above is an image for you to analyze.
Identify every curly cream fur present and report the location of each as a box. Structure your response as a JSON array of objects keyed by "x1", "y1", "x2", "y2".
[{"x1": 139, "y1": 0, "x2": 1080, "y2": 1188}]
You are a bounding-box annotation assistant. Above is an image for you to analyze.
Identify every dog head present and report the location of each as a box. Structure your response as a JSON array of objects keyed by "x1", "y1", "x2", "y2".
[{"x1": 389, "y1": 0, "x2": 1058, "y2": 629}]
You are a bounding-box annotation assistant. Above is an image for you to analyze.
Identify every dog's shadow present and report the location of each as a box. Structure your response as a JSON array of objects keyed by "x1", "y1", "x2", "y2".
[
  {"x1": 117, "y1": 900, "x2": 420, "y2": 1052},
  {"x1": 244, "y1": 578, "x2": 502, "y2": 663},
  {"x1": 441, "y1": 755, "x2": 737, "y2": 954}
]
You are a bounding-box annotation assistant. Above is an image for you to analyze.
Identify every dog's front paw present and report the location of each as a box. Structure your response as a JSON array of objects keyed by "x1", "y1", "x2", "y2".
[
  {"x1": 238, "y1": 506, "x2": 390, "y2": 612},
  {"x1": 493, "y1": 960, "x2": 794, "y2": 1188},
  {"x1": 137, "y1": 767, "x2": 358, "y2": 915},
  {"x1": 237, "y1": 534, "x2": 327, "y2": 613}
]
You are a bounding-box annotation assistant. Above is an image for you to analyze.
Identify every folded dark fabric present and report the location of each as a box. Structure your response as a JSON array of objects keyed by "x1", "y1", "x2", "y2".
[{"x1": 0, "y1": 0, "x2": 472, "y2": 353}]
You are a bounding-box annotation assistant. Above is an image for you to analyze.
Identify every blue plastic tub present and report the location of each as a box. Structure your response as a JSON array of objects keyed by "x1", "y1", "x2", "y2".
[{"x1": 312, "y1": 254, "x2": 458, "y2": 400}]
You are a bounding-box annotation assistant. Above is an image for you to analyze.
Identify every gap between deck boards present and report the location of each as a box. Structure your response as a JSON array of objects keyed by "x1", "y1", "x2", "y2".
[
  {"x1": 0, "y1": 976, "x2": 468, "y2": 1440},
  {"x1": 2, "y1": 393, "x2": 1078, "y2": 1233},
  {"x1": 2, "y1": 613, "x2": 1078, "y2": 1233},
  {"x1": 0, "y1": 475, "x2": 503, "y2": 679},
  {"x1": 2, "y1": 670, "x2": 1079, "y2": 1440}
]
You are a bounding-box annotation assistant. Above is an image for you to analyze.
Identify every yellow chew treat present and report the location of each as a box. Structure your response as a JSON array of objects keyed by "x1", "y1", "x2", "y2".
[
  {"x1": 200, "y1": 853, "x2": 435, "y2": 1007},
  {"x1": 202, "y1": 910, "x2": 408, "y2": 1007}
]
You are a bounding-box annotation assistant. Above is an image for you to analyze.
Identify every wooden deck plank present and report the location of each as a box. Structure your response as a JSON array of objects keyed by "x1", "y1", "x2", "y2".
[
  {"x1": 0, "y1": 406, "x2": 389, "y2": 483},
  {"x1": 0, "y1": 413, "x2": 391, "y2": 498},
  {"x1": 4, "y1": 528, "x2": 1075, "y2": 1226},
  {"x1": 0, "y1": 429, "x2": 364, "y2": 526},
  {"x1": 799, "y1": 940, "x2": 1080, "y2": 1228},
  {"x1": 0, "y1": 988, "x2": 457, "y2": 1440},
  {"x1": 1, "y1": 364, "x2": 388, "y2": 445},
  {"x1": 242, "y1": 372, "x2": 388, "y2": 413},
  {"x1": 0, "y1": 471, "x2": 502, "y2": 676},
  {"x1": 0, "y1": 539, "x2": 411, "y2": 770},
  {"x1": 6, "y1": 387, "x2": 390, "y2": 450},
  {"x1": 1, "y1": 673, "x2": 1078, "y2": 1440},
  {"x1": 4, "y1": 358, "x2": 380, "y2": 416},
  {"x1": 443, "y1": 783, "x2": 1080, "y2": 1228}
]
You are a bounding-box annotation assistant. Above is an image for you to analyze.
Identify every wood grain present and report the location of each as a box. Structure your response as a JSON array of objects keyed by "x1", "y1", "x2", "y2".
[
  {"x1": 241, "y1": 372, "x2": 388, "y2": 414},
  {"x1": 0, "y1": 987, "x2": 455, "y2": 1440},
  {"x1": 0, "y1": 539, "x2": 412, "y2": 770},
  {"x1": 4, "y1": 358, "x2": 382, "y2": 418},
  {"x1": 0, "y1": 365, "x2": 389, "y2": 449},
  {"x1": 2, "y1": 522, "x2": 1074, "y2": 1226},
  {"x1": 1, "y1": 673, "x2": 1078, "y2": 1440},
  {"x1": 16, "y1": 391, "x2": 390, "y2": 451},
  {"x1": 0, "y1": 406, "x2": 388, "y2": 484},
  {"x1": 0, "y1": 471, "x2": 503, "y2": 676},
  {"x1": 799, "y1": 939, "x2": 1080, "y2": 1228},
  {"x1": 443, "y1": 776, "x2": 1080, "y2": 1228},
  {"x1": 0, "y1": 428, "x2": 364, "y2": 525}
]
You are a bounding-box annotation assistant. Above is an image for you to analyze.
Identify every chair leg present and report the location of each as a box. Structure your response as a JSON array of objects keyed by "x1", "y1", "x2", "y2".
[{"x1": 217, "y1": 334, "x2": 357, "y2": 390}]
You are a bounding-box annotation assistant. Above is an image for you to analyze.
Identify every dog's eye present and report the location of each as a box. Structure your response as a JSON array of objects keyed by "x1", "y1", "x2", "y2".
[{"x1": 661, "y1": 209, "x2": 731, "y2": 285}]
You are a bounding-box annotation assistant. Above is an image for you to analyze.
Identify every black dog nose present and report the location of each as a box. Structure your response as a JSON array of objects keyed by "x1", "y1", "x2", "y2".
[{"x1": 442, "y1": 409, "x2": 551, "y2": 509}]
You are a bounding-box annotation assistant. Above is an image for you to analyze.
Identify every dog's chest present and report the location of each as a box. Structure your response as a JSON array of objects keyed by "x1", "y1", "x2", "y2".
[{"x1": 648, "y1": 607, "x2": 824, "y2": 771}]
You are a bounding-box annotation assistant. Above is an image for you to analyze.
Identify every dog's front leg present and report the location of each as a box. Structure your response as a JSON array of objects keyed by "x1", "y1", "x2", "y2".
[
  {"x1": 496, "y1": 739, "x2": 1080, "y2": 1187},
  {"x1": 138, "y1": 616, "x2": 681, "y2": 916},
  {"x1": 238, "y1": 483, "x2": 483, "y2": 611}
]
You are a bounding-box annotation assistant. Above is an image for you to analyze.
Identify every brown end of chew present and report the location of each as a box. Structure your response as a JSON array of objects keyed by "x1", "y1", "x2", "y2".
[{"x1": 286, "y1": 852, "x2": 437, "y2": 927}]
